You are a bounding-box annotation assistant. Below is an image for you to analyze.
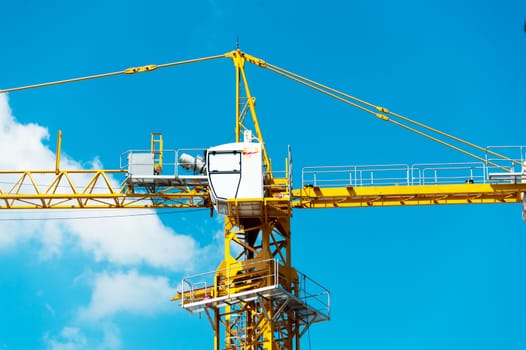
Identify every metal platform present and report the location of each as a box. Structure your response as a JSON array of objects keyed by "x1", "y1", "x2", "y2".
[
  {"x1": 120, "y1": 148, "x2": 210, "y2": 191},
  {"x1": 175, "y1": 259, "x2": 330, "y2": 328},
  {"x1": 126, "y1": 174, "x2": 209, "y2": 188}
]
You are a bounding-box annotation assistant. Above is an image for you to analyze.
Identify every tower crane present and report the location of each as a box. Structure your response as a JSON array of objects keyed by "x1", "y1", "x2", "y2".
[{"x1": 1, "y1": 49, "x2": 525, "y2": 350}]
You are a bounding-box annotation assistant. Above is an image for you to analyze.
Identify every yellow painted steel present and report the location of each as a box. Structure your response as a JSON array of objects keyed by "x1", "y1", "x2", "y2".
[
  {"x1": 292, "y1": 183, "x2": 526, "y2": 208},
  {"x1": 2, "y1": 170, "x2": 522, "y2": 210},
  {"x1": 55, "y1": 130, "x2": 62, "y2": 174},
  {"x1": 0, "y1": 54, "x2": 226, "y2": 94},
  {"x1": 0, "y1": 169, "x2": 210, "y2": 209},
  {"x1": 226, "y1": 49, "x2": 272, "y2": 175},
  {"x1": 189, "y1": 51, "x2": 301, "y2": 348},
  {"x1": 151, "y1": 132, "x2": 164, "y2": 175},
  {"x1": 183, "y1": 205, "x2": 298, "y2": 349}
]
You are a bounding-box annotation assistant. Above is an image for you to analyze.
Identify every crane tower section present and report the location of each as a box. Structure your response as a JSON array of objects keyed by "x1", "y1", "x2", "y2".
[{"x1": 175, "y1": 133, "x2": 331, "y2": 349}]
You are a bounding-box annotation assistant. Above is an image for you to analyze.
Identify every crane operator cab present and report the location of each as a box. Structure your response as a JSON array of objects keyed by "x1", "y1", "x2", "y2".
[
  {"x1": 123, "y1": 130, "x2": 278, "y2": 216},
  {"x1": 206, "y1": 131, "x2": 264, "y2": 215}
]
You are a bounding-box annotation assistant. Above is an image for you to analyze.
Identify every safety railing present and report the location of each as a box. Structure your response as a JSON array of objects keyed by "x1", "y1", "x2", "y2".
[
  {"x1": 485, "y1": 146, "x2": 526, "y2": 182},
  {"x1": 120, "y1": 148, "x2": 208, "y2": 177},
  {"x1": 180, "y1": 259, "x2": 278, "y2": 307},
  {"x1": 178, "y1": 258, "x2": 330, "y2": 320},
  {"x1": 302, "y1": 160, "x2": 524, "y2": 188},
  {"x1": 296, "y1": 271, "x2": 331, "y2": 322},
  {"x1": 411, "y1": 162, "x2": 487, "y2": 185},
  {"x1": 302, "y1": 164, "x2": 410, "y2": 188}
]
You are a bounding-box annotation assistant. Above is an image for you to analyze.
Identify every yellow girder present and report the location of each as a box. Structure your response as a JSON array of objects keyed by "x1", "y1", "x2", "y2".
[
  {"x1": 292, "y1": 183, "x2": 526, "y2": 208},
  {"x1": 0, "y1": 169, "x2": 210, "y2": 209},
  {"x1": 2, "y1": 169, "x2": 524, "y2": 210}
]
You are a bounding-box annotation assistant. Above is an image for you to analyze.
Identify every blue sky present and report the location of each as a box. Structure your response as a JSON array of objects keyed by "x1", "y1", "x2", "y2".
[{"x1": 0, "y1": 1, "x2": 525, "y2": 349}]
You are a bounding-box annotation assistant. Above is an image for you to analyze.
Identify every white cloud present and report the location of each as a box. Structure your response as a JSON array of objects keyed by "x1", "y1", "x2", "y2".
[
  {"x1": 65, "y1": 211, "x2": 200, "y2": 271},
  {"x1": 78, "y1": 269, "x2": 177, "y2": 321},
  {"x1": 44, "y1": 327, "x2": 87, "y2": 350},
  {"x1": 0, "y1": 94, "x2": 54, "y2": 170},
  {"x1": 0, "y1": 93, "x2": 210, "y2": 272},
  {"x1": 97, "y1": 324, "x2": 121, "y2": 350},
  {"x1": 0, "y1": 93, "x2": 222, "y2": 346},
  {"x1": 44, "y1": 325, "x2": 121, "y2": 350}
]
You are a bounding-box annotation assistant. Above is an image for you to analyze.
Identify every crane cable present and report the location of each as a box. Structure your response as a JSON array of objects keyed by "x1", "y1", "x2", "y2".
[
  {"x1": 263, "y1": 62, "x2": 519, "y2": 172},
  {"x1": 0, "y1": 54, "x2": 226, "y2": 94},
  {"x1": 0, "y1": 208, "x2": 207, "y2": 221},
  {"x1": 0, "y1": 50, "x2": 519, "y2": 172}
]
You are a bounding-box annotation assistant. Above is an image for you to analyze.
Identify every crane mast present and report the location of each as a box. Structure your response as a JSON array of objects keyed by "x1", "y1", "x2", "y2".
[
  {"x1": 172, "y1": 50, "x2": 329, "y2": 349},
  {"x1": 1, "y1": 49, "x2": 525, "y2": 349}
]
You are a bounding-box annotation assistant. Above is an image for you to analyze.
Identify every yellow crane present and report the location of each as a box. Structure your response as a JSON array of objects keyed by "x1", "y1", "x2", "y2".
[{"x1": 1, "y1": 49, "x2": 525, "y2": 350}]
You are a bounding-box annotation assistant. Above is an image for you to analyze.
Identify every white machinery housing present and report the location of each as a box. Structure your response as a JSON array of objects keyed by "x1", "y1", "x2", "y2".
[{"x1": 207, "y1": 141, "x2": 264, "y2": 215}]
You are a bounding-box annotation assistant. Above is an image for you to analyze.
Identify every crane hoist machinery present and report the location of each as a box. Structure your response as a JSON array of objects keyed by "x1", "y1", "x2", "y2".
[{"x1": 1, "y1": 49, "x2": 526, "y2": 350}]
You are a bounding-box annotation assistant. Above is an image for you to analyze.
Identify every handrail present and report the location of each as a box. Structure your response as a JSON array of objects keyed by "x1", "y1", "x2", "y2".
[
  {"x1": 302, "y1": 156, "x2": 525, "y2": 189},
  {"x1": 178, "y1": 258, "x2": 330, "y2": 319}
]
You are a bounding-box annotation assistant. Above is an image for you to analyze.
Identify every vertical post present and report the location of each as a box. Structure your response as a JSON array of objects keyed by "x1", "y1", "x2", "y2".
[
  {"x1": 55, "y1": 130, "x2": 62, "y2": 174},
  {"x1": 151, "y1": 132, "x2": 163, "y2": 175},
  {"x1": 214, "y1": 310, "x2": 220, "y2": 350},
  {"x1": 234, "y1": 50, "x2": 242, "y2": 143},
  {"x1": 522, "y1": 161, "x2": 526, "y2": 222}
]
